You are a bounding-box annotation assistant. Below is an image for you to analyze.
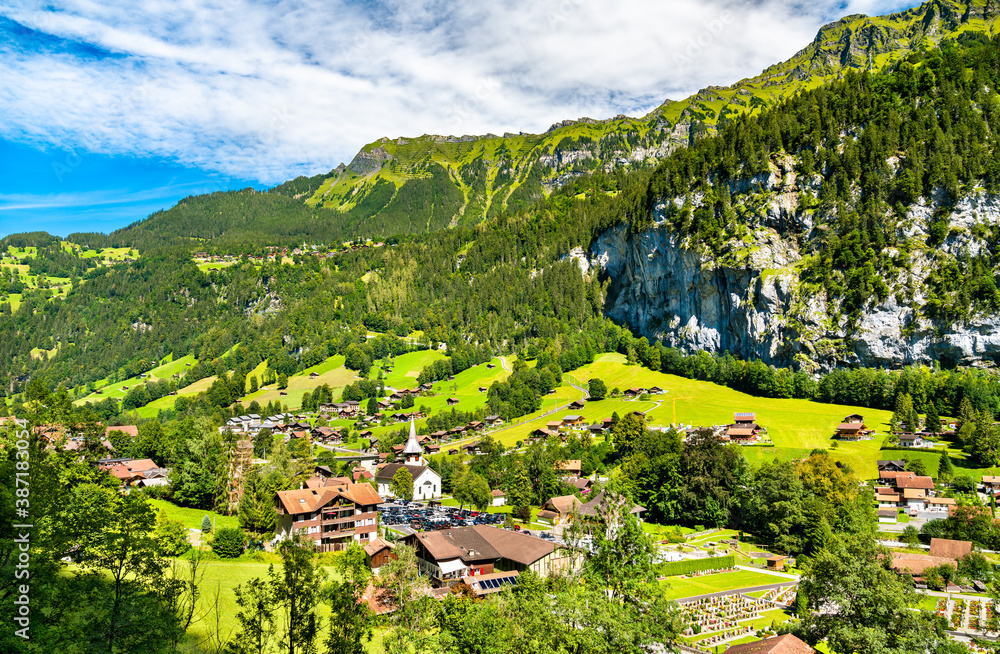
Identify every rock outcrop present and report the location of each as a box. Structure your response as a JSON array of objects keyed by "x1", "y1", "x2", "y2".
[{"x1": 590, "y1": 187, "x2": 1000, "y2": 371}]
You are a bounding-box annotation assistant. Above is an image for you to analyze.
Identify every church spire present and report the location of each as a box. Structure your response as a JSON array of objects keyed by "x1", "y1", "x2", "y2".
[{"x1": 403, "y1": 417, "x2": 423, "y2": 463}]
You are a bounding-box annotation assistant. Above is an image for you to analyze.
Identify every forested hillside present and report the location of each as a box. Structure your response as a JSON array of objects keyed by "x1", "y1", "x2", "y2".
[
  {"x1": 109, "y1": 0, "x2": 1000, "y2": 245},
  {"x1": 10, "y1": 2, "x2": 1000, "y2": 411}
]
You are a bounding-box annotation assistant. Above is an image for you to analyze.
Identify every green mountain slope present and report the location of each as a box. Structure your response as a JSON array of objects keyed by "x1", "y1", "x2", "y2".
[{"x1": 287, "y1": 0, "x2": 1000, "y2": 234}]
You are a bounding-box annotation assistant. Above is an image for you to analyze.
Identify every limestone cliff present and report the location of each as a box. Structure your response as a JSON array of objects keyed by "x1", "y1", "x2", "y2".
[{"x1": 590, "y1": 181, "x2": 1000, "y2": 371}]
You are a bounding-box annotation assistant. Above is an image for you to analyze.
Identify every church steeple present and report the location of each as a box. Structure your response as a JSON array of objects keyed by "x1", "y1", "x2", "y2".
[{"x1": 403, "y1": 418, "x2": 423, "y2": 464}]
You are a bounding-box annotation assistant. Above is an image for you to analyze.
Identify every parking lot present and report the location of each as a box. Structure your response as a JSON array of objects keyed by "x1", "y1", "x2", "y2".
[{"x1": 379, "y1": 500, "x2": 561, "y2": 542}]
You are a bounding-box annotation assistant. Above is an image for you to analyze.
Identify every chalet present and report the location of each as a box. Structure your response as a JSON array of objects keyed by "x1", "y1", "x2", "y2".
[
  {"x1": 895, "y1": 475, "x2": 935, "y2": 492},
  {"x1": 876, "y1": 492, "x2": 900, "y2": 508},
  {"x1": 926, "y1": 497, "x2": 957, "y2": 514},
  {"x1": 424, "y1": 443, "x2": 440, "y2": 455},
  {"x1": 478, "y1": 387, "x2": 488, "y2": 393},
  {"x1": 879, "y1": 469, "x2": 915, "y2": 485},
  {"x1": 733, "y1": 412, "x2": 756, "y2": 426},
  {"x1": 446, "y1": 397, "x2": 460, "y2": 406},
  {"x1": 982, "y1": 476, "x2": 1000, "y2": 493},
  {"x1": 891, "y1": 538, "x2": 973, "y2": 576},
  {"x1": 404, "y1": 525, "x2": 570, "y2": 586},
  {"x1": 538, "y1": 495, "x2": 583, "y2": 525},
  {"x1": 566, "y1": 476, "x2": 593, "y2": 492},
  {"x1": 484, "y1": 415, "x2": 503, "y2": 426},
  {"x1": 587, "y1": 423, "x2": 607, "y2": 435},
  {"x1": 623, "y1": 388, "x2": 646, "y2": 398},
  {"x1": 420, "y1": 383, "x2": 434, "y2": 392},
  {"x1": 898, "y1": 433, "x2": 931, "y2": 448},
  {"x1": 554, "y1": 460, "x2": 582, "y2": 475},
  {"x1": 531, "y1": 428, "x2": 558, "y2": 438},
  {"x1": 561, "y1": 414, "x2": 586, "y2": 428},
  {"x1": 273, "y1": 482, "x2": 383, "y2": 550},
  {"x1": 309, "y1": 372, "x2": 319, "y2": 378},
  {"x1": 901, "y1": 488, "x2": 927, "y2": 511},
  {"x1": 877, "y1": 460, "x2": 907, "y2": 472},
  {"x1": 490, "y1": 489, "x2": 506, "y2": 507},
  {"x1": 546, "y1": 420, "x2": 563, "y2": 432},
  {"x1": 578, "y1": 491, "x2": 645, "y2": 523},
  {"x1": 102, "y1": 458, "x2": 170, "y2": 490},
  {"x1": 648, "y1": 386, "x2": 664, "y2": 395},
  {"x1": 568, "y1": 400, "x2": 585, "y2": 410},
  {"x1": 835, "y1": 414, "x2": 874, "y2": 440},
  {"x1": 462, "y1": 441, "x2": 485, "y2": 455},
  {"x1": 105, "y1": 425, "x2": 139, "y2": 439},
  {"x1": 467, "y1": 421, "x2": 484, "y2": 432},
  {"x1": 364, "y1": 537, "x2": 397, "y2": 573},
  {"x1": 724, "y1": 634, "x2": 816, "y2": 654},
  {"x1": 725, "y1": 412, "x2": 763, "y2": 443}
]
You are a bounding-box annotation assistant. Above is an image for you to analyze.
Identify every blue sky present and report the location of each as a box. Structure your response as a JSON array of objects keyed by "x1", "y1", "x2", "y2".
[{"x1": 0, "y1": 0, "x2": 923, "y2": 238}]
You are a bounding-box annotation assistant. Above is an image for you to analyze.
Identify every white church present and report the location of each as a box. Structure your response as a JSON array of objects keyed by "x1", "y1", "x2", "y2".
[{"x1": 375, "y1": 419, "x2": 442, "y2": 501}]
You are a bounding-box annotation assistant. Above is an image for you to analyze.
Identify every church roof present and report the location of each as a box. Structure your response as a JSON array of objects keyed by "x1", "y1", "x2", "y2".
[{"x1": 403, "y1": 418, "x2": 423, "y2": 455}]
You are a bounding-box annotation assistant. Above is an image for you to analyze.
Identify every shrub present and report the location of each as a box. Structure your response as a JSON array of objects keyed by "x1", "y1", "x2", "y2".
[
  {"x1": 154, "y1": 514, "x2": 191, "y2": 557},
  {"x1": 211, "y1": 527, "x2": 246, "y2": 559}
]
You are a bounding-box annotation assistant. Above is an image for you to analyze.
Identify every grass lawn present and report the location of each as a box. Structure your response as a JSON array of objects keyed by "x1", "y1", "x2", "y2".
[
  {"x1": 371, "y1": 349, "x2": 449, "y2": 389},
  {"x1": 178, "y1": 558, "x2": 353, "y2": 652},
  {"x1": 244, "y1": 355, "x2": 358, "y2": 408},
  {"x1": 573, "y1": 353, "x2": 894, "y2": 478},
  {"x1": 149, "y1": 499, "x2": 240, "y2": 532},
  {"x1": 660, "y1": 570, "x2": 789, "y2": 601}
]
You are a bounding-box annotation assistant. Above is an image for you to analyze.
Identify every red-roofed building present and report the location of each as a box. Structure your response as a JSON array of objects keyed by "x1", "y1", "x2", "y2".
[{"x1": 274, "y1": 482, "x2": 383, "y2": 551}]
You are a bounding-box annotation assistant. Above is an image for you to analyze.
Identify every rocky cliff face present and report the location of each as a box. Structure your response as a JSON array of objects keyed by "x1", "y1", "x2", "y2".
[{"x1": 590, "y1": 186, "x2": 1000, "y2": 370}]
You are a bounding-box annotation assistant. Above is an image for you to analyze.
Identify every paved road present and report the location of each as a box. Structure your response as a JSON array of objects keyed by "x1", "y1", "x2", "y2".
[{"x1": 673, "y1": 581, "x2": 797, "y2": 604}]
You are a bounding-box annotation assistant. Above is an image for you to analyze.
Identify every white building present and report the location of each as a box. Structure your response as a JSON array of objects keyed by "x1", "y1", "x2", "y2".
[{"x1": 375, "y1": 419, "x2": 442, "y2": 501}]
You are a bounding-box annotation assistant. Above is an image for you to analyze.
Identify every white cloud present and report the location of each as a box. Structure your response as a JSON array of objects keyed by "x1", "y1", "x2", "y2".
[{"x1": 0, "y1": 0, "x2": 923, "y2": 184}]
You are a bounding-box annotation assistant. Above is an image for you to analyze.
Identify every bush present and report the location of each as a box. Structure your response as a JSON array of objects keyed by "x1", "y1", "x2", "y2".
[
  {"x1": 654, "y1": 555, "x2": 735, "y2": 576},
  {"x1": 513, "y1": 505, "x2": 532, "y2": 522},
  {"x1": 211, "y1": 527, "x2": 246, "y2": 559},
  {"x1": 154, "y1": 515, "x2": 191, "y2": 557}
]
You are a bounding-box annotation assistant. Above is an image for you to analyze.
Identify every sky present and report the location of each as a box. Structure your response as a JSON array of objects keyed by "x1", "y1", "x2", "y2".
[{"x1": 0, "y1": 0, "x2": 923, "y2": 237}]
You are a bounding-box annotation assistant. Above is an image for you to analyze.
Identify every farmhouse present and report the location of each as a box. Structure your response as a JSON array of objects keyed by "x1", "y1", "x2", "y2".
[
  {"x1": 273, "y1": 482, "x2": 383, "y2": 551},
  {"x1": 561, "y1": 414, "x2": 586, "y2": 428},
  {"x1": 725, "y1": 412, "x2": 763, "y2": 443},
  {"x1": 568, "y1": 400, "x2": 585, "y2": 410},
  {"x1": 835, "y1": 414, "x2": 874, "y2": 440},
  {"x1": 578, "y1": 491, "x2": 645, "y2": 523}
]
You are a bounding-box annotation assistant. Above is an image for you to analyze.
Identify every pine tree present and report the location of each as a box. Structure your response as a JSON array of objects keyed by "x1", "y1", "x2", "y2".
[
  {"x1": 892, "y1": 393, "x2": 914, "y2": 431},
  {"x1": 238, "y1": 468, "x2": 277, "y2": 536},
  {"x1": 924, "y1": 402, "x2": 940, "y2": 433},
  {"x1": 201, "y1": 514, "x2": 213, "y2": 534},
  {"x1": 958, "y1": 397, "x2": 977, "y2": 429},
  {"x1": 937, "y1": 449, "x2": 954, "y2": 481}
]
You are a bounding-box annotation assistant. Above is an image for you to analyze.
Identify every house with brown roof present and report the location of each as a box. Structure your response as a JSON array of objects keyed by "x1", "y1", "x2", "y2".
[
  {"x1": 490, "y1": 489, "x2": 506, "y2": 507},
  {"x1": 364, "y1": 537, "x2": 396, "y2": 572},
  {"x1": 891, "y1": 538, "x2": 973, "y2": 575},
  {"x1": 578, "y1": 491, "x2": 645, "y2": 522},
  {"x1": 554, "y1": 460, "x2": 582, "y2": 475},
  {"x1": 538, "y1": 495, "x2": 583, "y2": 525},
  {"x1": 895, "y1": 475, "x2": 935, "y2": 491},
  {"x1": 102, "y1": 458, "x2": 169, "y2": 490},
  {"x1": 561, "y1": 415, "x2": 586, "y2": 428},
  {"x1": 274, "y1": 482, "x2": 383, "y2": 551},
  {"x1": 568, "y1": 400, "x2": 585, "y2": 410},
  {"x1": 404, "y1": 525, "x2": 571, "y2": 585},
  {"x1": 834, "y1": 414, "x2": 874, "y2": 440},
  {"x1": 723, "y1": 634, "x2": 816, "y2": 654},
  {"x1": 105, "y1": 425, "x2": 139, "y2": 439}
]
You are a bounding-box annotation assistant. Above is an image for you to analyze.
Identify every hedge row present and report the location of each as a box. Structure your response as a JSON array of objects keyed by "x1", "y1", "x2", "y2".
[{"x1": 655, "y1": 555, "x2": 736, "y2": 577}]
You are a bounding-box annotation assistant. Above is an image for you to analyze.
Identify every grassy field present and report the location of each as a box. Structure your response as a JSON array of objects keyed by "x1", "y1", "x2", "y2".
[
  {"x1": 243, "y1": 354, "x2": 358, "y2": 408},
  {"x1": 149, "y1": 499, "x2": 240, "y2": 532},
  {"x1": 660, "y1": 570, "x2": 789, "y2": 601},
  {"x1": 370, "y1": 349, "x2": 449, "y2": 389},
  {"x1": 571, "y1": 353, "x2": 895, "y2": 478}
]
